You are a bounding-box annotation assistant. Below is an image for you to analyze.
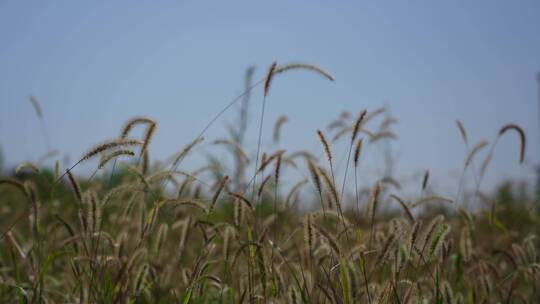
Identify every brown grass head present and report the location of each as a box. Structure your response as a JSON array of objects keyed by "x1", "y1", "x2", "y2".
[
  {"x1": 319, "y1": 167, "x2": 339, "y2": 208},
  {"x1": 389, "y1": 194, "x2": 414, "y2": 223},
  {"x1": 98, "y1": 150, "x2": 135, "y2": 169},
  {"x1": 263, "y1": 61, "x2": 278, "y2": 97},
  {"x1": 367, "y1": 182, "x2": 382, "y2": 223},
  {"x1": 498, "y1": 123, "x2": 526, "y2": 164},
  {"x1": 140, "y1": 122, "x2": 157, "y2": 156},
  {"x1": 213, "y1": 139, "x2": 249, "y2": 163},
  {"x1": 15, "y1": 163, "x2": 40, "y2": 174},
  {"x1": 307, "y1": 159, "x2": 322, "y2": 197},
  {"x1": 120, "y1": 116, "x2": 156, "y2": 139},
  {"x1": 274, "y1": 152, "x2": 282, "y2": 185},
  {"x1": 422, "y1": 170, "x2": 429, "y2": 190},
  {"x1": 304, "y1": 214, "x2": 315, "y2": 253},
  {"x1": 353, "y1": 139, "x2": 363, "y2": 167},
  {"x1": 316, "y1": 130, "x2": 333, "y2": 167},
  {"x1": 29, "y1": 95, "x2": 43, "y2": 119},
  {"x1": 464, "y1": 140, "x2": 489, "y2": 168},
  {"x1": 408, "y1": 220, "x2": 422, "y2": 254},
  {"x1": 421, "y1": 215, "x2": 444, "y2": 254},
  {"x1": 172, "y1": 137, "x2": 205, "y2": 166},
  {"x1": 209, "y1": 176, "x2": 228, "y2": 213},
  {"x1": 369, "y1": 131, "x2": 398, "y2": 143},
  {"x1": 66, "y1": 169, "x2": 82, "y2": 203},
  {"x1": 258, "y1": 149, "x2": 285, "y2": 173},
  {"x1": 273, "y1": 115, "x2": 289, "y2": 143},
  {"x1": 351, "y1": 109, "x2": 367, "y2": 143},
  {"x1": 379, "y1": 116, "x2": 398, "y2": 130},
  {"x1": 315, "y1": 225, "x2": 340, "y2": 255},
  {"x1": 258, "y1": 174, "x2": 272, "y2": 198},
  {"x1": 228, "y1": 192, "x2": 254, "y2": 211},
  {"x1": 455, "y1": 120, "x2": 468, "y2": 144},
  {"x1": 81, "y1": 139, "x2": 143, "y2": 163},
  {"x1": 273, "y1": 63, "x2": 334, "y2": 81},
  {"x1": 411, "y1": 196, "x2": 453, "y2": 209}
]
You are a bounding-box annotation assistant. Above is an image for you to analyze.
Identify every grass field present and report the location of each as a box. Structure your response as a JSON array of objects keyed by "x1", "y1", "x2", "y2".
[{"x1": 0, "y1": 62, "x2": 538, "y2": 303}]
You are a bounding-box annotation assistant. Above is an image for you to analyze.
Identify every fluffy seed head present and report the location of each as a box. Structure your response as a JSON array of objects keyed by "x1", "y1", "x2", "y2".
[
  {"x1": 273, "y1": 63, "x2": 335, "y2": 81},
  {"x1": 273, "y1": 115, "x2": 289, "y2": 143},
  {"x1": 465, "y1": 140, "x2": 489, "y2": 168},
  {"x1": 66, "y1": 170, "x2": 82, "y2": 202},
  {"x1": 498, "y1": 123, "x2": 526, "y2": 164},
  {"x1": 389, "y1": 194, "x2": 414, "y2": 223},
  {"x1": 140, "y1": 122, "x2": 157, "y2": 156},
  {"x1": 81, "y1": 139, "x2": 143, "y2": 163},
  {"x1": 317, "y1": 130, "x2": 333, "y2": 166},
  {"x1": 456, "y1": 120, "x2": 468, "y2": 143},
  {"x1": 307, "y1": 160, "x2": 322, "y2": 197},
  {"x1": 422, "y1": 170, "x2": 429, "y2": 190},
  {"x1": 228, "y1": 192, "x2": 254, "y2": 210},
  {"x1": 209, "y1": 176, "x2": 228, "y2": 213},
  {"x1": 29, "y1": 96, "x2": 43, "y2": 119},
  {"x1": 258, "y1": 174, "x2": 272, "y2": 198},
  {"x1": 98, "y1": 150, "x2": 135, "y2": 169},
  {"x1": 121, "y1": 116, "x2": 156, "y2": 139},
  {"x1": 353, "y1": 139, "x2": 363, "y2": 167},
  {"x1": 367, "y1": 182, "x2": 382, "y2": 223},
  {"x1": 263, "y1": 61, "x2": 278, "y2": 97},
  {"x1": 351, "y1": 109, "x2": 367, "y2": 143},
  {"x1": 274, "y1": 152, "x2": 282, "y2": 184}
]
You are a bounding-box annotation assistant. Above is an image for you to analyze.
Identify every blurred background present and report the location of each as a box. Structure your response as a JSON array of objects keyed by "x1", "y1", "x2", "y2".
[{"x1": 0, "y1": 1, "x2": 539, "y2": 198}]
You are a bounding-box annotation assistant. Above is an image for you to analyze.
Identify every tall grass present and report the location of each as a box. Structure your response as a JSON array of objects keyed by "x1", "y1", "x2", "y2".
[{"x1": 0, "y1": 62, "x2": 537, "y2": 303}]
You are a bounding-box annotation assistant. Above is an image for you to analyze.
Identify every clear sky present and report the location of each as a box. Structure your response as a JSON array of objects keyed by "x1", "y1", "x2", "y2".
[{"x1": 1, "y1": 1, "x2": 539, "y2": 196}]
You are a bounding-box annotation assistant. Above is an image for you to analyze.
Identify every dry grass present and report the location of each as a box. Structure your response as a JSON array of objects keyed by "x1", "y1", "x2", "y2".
[{"x1": 0, "y1": 62, "x2": 537, "y2": 303}]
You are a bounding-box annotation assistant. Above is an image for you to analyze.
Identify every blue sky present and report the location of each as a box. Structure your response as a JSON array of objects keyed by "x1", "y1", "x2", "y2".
[{"x1": 0, "y1": 1, "x2": 539, "y2": 196}]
